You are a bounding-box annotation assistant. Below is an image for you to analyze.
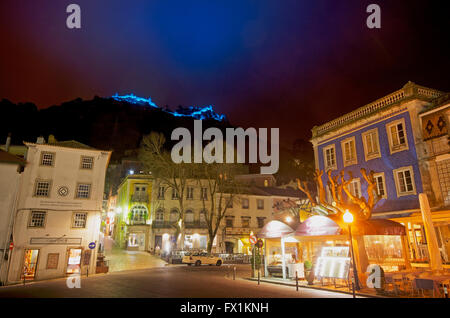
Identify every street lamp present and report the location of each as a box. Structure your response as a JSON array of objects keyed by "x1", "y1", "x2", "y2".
[{"x1": 343, "y1": 210, "x2": 361, "y2": 293}]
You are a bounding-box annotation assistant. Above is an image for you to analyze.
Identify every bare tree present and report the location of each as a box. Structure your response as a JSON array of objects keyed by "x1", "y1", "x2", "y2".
[
  {"x1": 194, "y1": 162, "x2": 246, "y2": 253},
  {"x1": 296, "y1": 168, "x2": 379, "y2": 220},
  {"x1": 139, "y1": 132, "x2": 192, "y2": 249}
]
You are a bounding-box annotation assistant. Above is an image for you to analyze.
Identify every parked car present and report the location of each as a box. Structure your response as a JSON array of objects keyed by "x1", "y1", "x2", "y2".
[
  {"x1": 182, "y1": 252, "x2": 223, "y2": 266},
  {"x1": 167, "y1": 250, "x2": 190, "y2": 264}
]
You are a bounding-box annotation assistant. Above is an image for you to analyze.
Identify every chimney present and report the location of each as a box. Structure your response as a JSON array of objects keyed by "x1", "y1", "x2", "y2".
[
  {"x1": 36, "y1": 136, "x2": 45, "y2": 144},
  {"x1": 5, "y1": 133, "x2": 11, "y2": 152}
]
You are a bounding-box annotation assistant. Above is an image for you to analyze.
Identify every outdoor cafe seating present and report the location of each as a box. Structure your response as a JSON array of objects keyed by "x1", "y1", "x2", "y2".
[{"x1": 384, "y1": 270, "x2": 450, "y2": 297}]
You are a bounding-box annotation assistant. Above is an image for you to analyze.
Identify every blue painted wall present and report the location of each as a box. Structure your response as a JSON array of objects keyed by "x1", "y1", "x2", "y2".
[{"x1": 317, "y1": 110, "x2": 422, "y2": 214}]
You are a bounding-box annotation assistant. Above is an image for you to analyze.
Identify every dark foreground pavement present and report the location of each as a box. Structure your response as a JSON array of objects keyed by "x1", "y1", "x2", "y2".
[{"x1": 0, "y1": 264, "x2": 354, "y2": 298}]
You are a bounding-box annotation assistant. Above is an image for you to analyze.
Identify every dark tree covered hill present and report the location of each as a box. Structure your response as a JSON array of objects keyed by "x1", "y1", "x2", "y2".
[{"x1": 0, "y1": 96, "x2": 231, "y2": 161}]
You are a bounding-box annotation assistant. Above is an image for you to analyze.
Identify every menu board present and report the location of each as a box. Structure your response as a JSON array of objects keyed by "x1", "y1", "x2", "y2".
[{"x1": 314, "y1": 246, "x2": 350, "y2": 280}]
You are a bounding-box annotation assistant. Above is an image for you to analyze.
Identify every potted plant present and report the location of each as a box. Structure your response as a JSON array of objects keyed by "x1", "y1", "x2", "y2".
[{"x1": 304, "y1": 260, "x2": 315, "y2": 285}]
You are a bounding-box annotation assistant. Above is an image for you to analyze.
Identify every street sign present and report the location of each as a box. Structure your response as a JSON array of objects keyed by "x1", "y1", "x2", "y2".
[
  {"x1": 9, "y1": 242, "x2": 13, "y2": 250},
  {"x1": 249, "y1": 235, "x2": 257, "y2": 244},
  {"x1": 256, "y1": 239, "x2": 263, "y2": 248},
  {"x1": 88, "y1": 242, "x2": 96, "y2": 250}
]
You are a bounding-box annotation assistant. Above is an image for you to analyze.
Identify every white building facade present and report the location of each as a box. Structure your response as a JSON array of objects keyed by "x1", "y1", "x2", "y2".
[
  {"x1": 0, "y1": 150, "x2": 26, "y2": 285},
  {"x1": 6, "y1": 140, "x2": 111, "y2": 284}
]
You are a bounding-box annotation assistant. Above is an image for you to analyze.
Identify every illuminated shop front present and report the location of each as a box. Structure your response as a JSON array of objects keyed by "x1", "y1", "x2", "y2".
[
  {"x1": 184, "y1": 234, "x2": 207, "y2": 250},
  {"x1": 22, "y1": 249, "x2": 39, "y2": 280},
  {"x1": 66, "y1": 248, "x2": 82, "y2": 274},
  {"x1": 259, "y1": 216, "x2": 409, "y2": 285}
]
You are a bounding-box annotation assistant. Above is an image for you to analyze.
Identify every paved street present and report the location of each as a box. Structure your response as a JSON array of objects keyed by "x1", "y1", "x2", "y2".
[
  {"x1": 0, "y1": 265, "x2": 355, "y2": 298},
  {"x1": 104, "y1": 246, "x2": 167, "y2": 272}
]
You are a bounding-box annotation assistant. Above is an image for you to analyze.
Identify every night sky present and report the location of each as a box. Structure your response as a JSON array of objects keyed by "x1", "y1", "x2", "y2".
[{"x1": 1, "y1": 0, "x2": 449, "y2": 146}]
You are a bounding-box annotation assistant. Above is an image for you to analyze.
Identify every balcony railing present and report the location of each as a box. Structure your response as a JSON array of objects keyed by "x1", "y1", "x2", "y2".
[
  {"x1": 185, "y1": 221, "x2": 207, "y2": 229},
  {"x1": 131, "y1": 193, "x2": 149, "y2": 203},
  {"x1": 152, "y1": 221, "x2": 173, "y2": 229},
  {"x1": 312, "y1": 82, "x2": 443, "y2": 138},
  {"x1": 224, "y1": 227, "x2": 259, "y2": 235}
]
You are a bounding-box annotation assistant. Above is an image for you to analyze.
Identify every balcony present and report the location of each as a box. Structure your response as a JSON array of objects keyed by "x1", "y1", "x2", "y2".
[
  {"x1": 185, "y1": 221, "x2": 207, "y2": 229},
  {"x1": 152, "y1": 221, "x2": 173, "y2": 229},
  {"x1": 131, "y1": 193, "x2": 149, "y2": 203},
  {"x1": 224, "y1": 227, "x2": 258, "y2": 236}
]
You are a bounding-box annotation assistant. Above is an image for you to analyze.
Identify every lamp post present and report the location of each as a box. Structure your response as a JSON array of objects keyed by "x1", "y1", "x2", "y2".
[{"x1": 343, "y1": 210, "x2": 361, "y2": 294}]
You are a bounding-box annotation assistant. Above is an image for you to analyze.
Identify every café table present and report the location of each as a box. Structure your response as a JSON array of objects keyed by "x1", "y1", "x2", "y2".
[{"x1": 413, "y1": 274, "x2": 450, "y2": 298}]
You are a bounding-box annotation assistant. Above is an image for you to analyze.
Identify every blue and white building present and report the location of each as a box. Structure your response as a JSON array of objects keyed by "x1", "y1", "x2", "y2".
[{"x1": 311, "y1": 82, "x2": 450, "y2": 266}]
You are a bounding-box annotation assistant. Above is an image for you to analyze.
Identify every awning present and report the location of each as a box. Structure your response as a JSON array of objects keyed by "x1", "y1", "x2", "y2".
[
  {"x1": 257, "y1": 220, "x2": 294, "y2": 239},
  {"x1": 293, "y1": 215, "x2": 406, "y2": 237}
]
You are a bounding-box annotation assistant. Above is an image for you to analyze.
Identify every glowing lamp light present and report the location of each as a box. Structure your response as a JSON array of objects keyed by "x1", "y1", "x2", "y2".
[
  {"x1": 285, "y1": 216, "x2": 292, "y2": 223},
  {"x1": 115, "y1": 207, "x2": 122, "y2": 214},
  {"x1": 129, "y1": 170, "x2": 134, "y2": 175},
  {"x1": 343, "y1": 210, "x2": 354, "y2": 224}
]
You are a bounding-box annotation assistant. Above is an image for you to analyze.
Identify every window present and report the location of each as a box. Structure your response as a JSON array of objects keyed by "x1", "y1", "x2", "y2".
[
  {"x1": 29, "y1": 211, "x2": 46, "y2": 228},
  {"x1": 257, "y1": 217, "x2": 265, "y2": 228},
  {"x1": 170, "y1": 209, "x2": 179, "y2": 223},
  {"x1": 394, "y1": 166, "x2": 416, "y2": 196},
  {"x1": 155, "y1": 209, "x2": 164, "y2": 222},
  {"x1": 226, "y1": 197, "x2": 233, "y2": 208},
  {"x1": 257, "y1": 199, "x2": 264, "y2": 210},
  {"x1": 46, "y1": 253, "x2": 59, "y2": 269},
  {"x1": 76, "y1": 183, "x2": 91, "y2": 199},
  {"x1": 80, "y1": 156, "x2": 94, "y2": 169},
  {"x1": 130, "y1": 205, "x2": 147, "y2": 224},
  {"x1": 185, "y1": 210, "x2": 194, "y2": 223},
  {"x1": 225, "y1": 218, "x2": 234, "y2": 227},
  {"x1": 158, "y1": 186, "x2": 165, "y2": 199},
  {"x1": 40, "y1": 152, "x2": 54, "y2": 166},
  {"x1": 200, "y1": 188, "x2": 208, "y2": 200},
  {"x1": 241, "y1": 217, "x2": 250, "y2": 228},
  {"x1": 186, "y1": 187, "x2": 194, "y2": 200},
  {"x1": 200, "y1": 210, "x2": 207, "y2": 224},
  {"x1": 348, "y1": 178, "x2": 361, "y2": 198},
  {"x1": 34, "y1": 180, "x2": 51, "y2": 197},
  {"x1": 373, "y1": 173, "x2": 387, "y2": 199},
  {"x1": 387, "y1": 118, "x2": 409, "y2": 154},
  {"x1": 341, "y1": 137, "x2": 357, "y2": 166},
  {"x1": 323, "y1": 145, "x2": 336, "y2": 171},
  {"x1": 362, "y1": 128, "x2": 381, "y2": 161},
  {"x1": 72, "y1": 213, "x2": 87, "y2": 228},
  {"x1": 437, "y1": 159, "x2": 450, "y2": 206},
  {"x1": 171, "y1": 188, "x2": 179, "y2": 200},
  {"x1": 242, "y1": 198, "x2": 249, "y2": 209}
]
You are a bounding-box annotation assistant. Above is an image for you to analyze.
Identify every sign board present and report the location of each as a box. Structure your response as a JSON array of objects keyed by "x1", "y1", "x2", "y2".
[
  {"x1": 30, "y1": 237, "x2": 82, "y2": 245},
  {"x1": 88, "y1": 242, "x2": 96, "y2": 250},
  {"x1": 249, "y1": 235, "x2": 257, "y2": 244},
  {"x1": 315, "y1": 246, "x2": 350, "y2": 280},
  {"x1": 256, "y1": 239, "x2": 263, "y2": 248},
  {"x1": 82, "y1": 250, "x2": 92, "y2": 266}
]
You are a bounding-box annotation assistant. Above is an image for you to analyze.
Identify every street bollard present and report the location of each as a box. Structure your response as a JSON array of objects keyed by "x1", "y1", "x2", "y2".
[
  {"x1": 296, "y1": 271, "x2": 298, "y2": 291},
  {"x1": 444, "y1": 286, "x2": 448, "y2": 298},
  {"x1": 352, "y1": 282, "x2": 356, "y2": 298},
  {"x1": 233, "y1": 266, "x2": 236, "y2": 280},
  {"x1": 258, "y1": 269, "x2": 260, "y2": 285}
]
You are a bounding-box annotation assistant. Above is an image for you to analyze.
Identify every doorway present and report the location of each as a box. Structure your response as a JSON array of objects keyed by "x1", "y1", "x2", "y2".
[
  {"x1": 225, "y1": 242, "x2": 234, "y2": 254},
  {"x1": 66, "y1": 248, "x2": 82, "y2": 274},
  {"x1": 22, "y1": 249, "x2": 39, "y2": 280}
]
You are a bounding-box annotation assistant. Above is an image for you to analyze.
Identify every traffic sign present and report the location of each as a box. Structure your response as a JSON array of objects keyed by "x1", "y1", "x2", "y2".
[
  {"x1": 88, "y1": 242, "x2": 96, "y2": 250},
  {"x1": 256, "y1": 239, "x2": 263, "y2": 248},
  {"x1": 249, "y1": 235, "x2": 257, "y2": 244}
]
